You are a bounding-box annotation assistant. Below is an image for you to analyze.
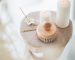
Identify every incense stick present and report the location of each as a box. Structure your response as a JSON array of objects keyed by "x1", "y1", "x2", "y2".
[
  {"x1": 21, "y1": 29, "x2": 36, "y2": 32},
  {"x1": 20, "y1": 8, "x2": 26, "y2": 17}
]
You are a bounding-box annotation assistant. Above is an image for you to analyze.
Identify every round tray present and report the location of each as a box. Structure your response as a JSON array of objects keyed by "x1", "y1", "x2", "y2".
[{"x1": 20, "y1": 11, "x2": 72, "y2": 48}]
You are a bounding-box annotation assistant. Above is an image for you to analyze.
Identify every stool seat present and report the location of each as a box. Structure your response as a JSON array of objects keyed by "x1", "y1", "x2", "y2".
[{"x1": 20, "y1": 11, "x2": 72, "y2": 48}]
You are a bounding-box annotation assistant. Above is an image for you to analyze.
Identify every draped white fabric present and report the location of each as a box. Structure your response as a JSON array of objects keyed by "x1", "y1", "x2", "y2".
[{"x1": 0, "y1": 0, "x2": 75, "y2": 60}]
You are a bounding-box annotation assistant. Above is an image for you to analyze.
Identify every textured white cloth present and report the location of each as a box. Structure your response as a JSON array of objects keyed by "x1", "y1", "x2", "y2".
[{"x1": 0, "y1": 0, "x2": 75, "y2": 60}]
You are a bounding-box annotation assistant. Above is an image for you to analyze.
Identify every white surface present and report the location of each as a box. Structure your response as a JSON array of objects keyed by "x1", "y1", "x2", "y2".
[{"x1": 71, "y1": 0, "x2": 75, "y2": 20}]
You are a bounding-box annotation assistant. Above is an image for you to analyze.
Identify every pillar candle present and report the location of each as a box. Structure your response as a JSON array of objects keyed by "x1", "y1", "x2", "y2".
[
  {"x1": 40, "y1": 11, "x2": 51, "y2": 24},
  {"x1": 56, "y1": 0, "x2": 70, "y2": 28}
]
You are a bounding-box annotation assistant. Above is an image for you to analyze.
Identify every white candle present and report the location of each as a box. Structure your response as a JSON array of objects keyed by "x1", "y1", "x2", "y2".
[
  {"x1": 40, "y1": 11, "x2": 51, "y2": 24},
  {"x1": 56, "y1": 0, "x2": 70, "y2": 28}
]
